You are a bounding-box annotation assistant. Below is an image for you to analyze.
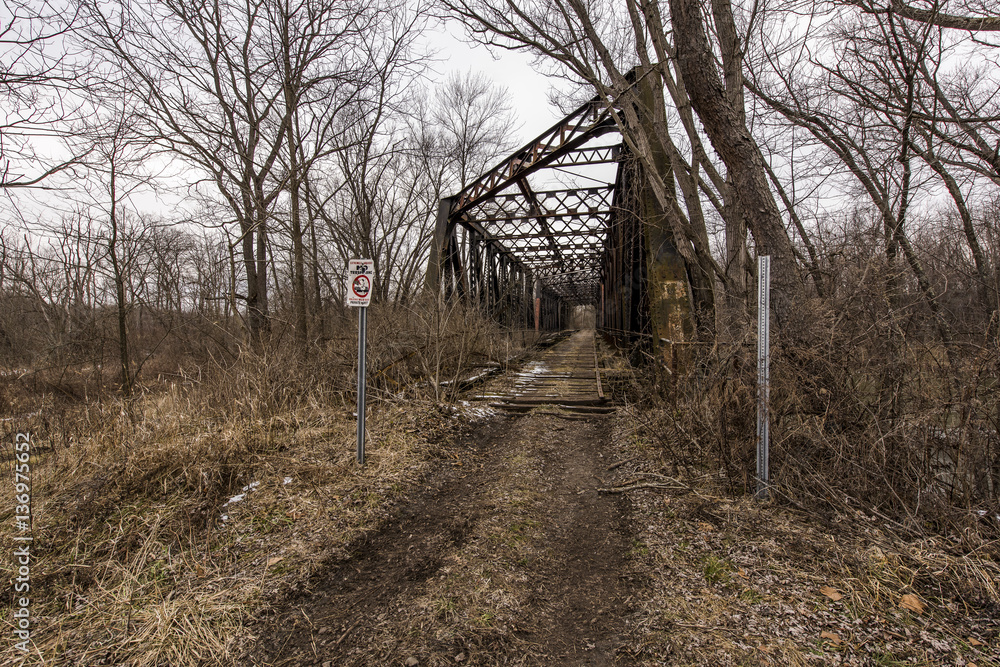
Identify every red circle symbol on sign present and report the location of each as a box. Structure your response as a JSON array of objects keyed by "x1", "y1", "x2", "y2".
[{"x1": 352, "y1": 274, "x2": 370, "y2": 298}]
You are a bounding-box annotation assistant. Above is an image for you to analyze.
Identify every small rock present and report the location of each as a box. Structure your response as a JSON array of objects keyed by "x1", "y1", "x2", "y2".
[
  {"x1": 318, "y1": 626, "x2": 331, "y2": 634},
  {"x1": 322, "y1": 662, "x2": 332, "y2": 667},
  {"x1": 405, "y1": 658, "x2": 419, "y2": 667},
  {"x1": 455, "y1": 653, "x2": 466, "y2": 663}
]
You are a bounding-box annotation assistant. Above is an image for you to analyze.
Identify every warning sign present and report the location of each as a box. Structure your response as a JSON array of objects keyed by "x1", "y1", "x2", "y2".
[{"x1": 346, "y1": 259, "x2": 374, "y2": 307}]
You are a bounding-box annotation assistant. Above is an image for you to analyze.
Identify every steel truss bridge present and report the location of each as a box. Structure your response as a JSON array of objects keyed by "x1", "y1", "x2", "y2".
[{"x1": 425, "y1": 85, "x2": 690, "y2": 351}]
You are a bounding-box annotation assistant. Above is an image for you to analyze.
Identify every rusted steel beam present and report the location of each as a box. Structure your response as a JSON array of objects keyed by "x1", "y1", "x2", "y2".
[
  {"x1": 490, "y1": 185, "x2": 614, "y2": 200},
  {"x1": 549, "y1": 144, "x2": 622, "y2": 168},
  {"x1": 474, "y1": 231, "x2": 603, "y2": 241},
  {"x1": 598, "y1": 143, "x2": 649, "y2": 345},
  {"x1": 465, "y1": 186, "x2": 613, "y2": 219},
  {"x1": 517, "y1": 177, "x2": 568, "y2": 275},
  {"x1": 532, "y1": 262, "x2": 600, "y2": 271},
  {"x1": 468, "y1": 211, "x2": 613, "y2": 225},
  {"x1": 514, "y1": 241, "x2": 601, "y2": 252},
  {"x1": 451, "y1": 95, "x2": 618, "y2": 215},
  {"x1": 429, "y1": 78, "x2": 681, "y2": 339}
]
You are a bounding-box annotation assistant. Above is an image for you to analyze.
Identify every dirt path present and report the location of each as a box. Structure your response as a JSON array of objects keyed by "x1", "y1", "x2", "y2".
[{"x1": 252, "y1": 331, "x2": 639, "y2": 666}]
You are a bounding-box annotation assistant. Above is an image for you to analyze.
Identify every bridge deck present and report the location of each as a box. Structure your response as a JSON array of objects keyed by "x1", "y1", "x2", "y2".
[{"x1": 487, "y1": 329, "x2": 614, "y2": 416}]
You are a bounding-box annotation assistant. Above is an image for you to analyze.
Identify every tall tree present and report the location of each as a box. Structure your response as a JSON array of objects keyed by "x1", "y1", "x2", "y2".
[
  {"x1": 432, "y1": 69, "x2": 518, "y2": 191},
  {"x1": 77, "y1": 0, "x2": 294, "y2": 341},
  {"x1": 267, "y1": 0, "x2": 403, "y2": 349},
  {"x1": 668, "y1": 0, "x2": 804, "y2": 319}
]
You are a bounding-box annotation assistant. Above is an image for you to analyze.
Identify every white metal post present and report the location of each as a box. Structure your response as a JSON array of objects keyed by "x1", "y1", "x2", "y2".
[{"x1": 756, "y1": 255, "x2": 771, "y2": 500}]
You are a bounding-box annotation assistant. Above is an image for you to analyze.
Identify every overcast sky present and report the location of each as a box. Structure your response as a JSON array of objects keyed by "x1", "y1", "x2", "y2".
[
  {"x1": 426, "y1": 22, "x2": 568, "y2": 145},
  {"x1": 5, "y1": 16, "x2": 572, "y2": 230}
]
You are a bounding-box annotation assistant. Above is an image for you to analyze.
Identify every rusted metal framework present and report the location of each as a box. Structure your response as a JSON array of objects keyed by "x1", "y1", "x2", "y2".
[
  {"x1": 598, "y1": 146, "x2": 649, "y2": 343},
  {"x1": 425, "y1": 88, "x2": 665, "y2": 344}
]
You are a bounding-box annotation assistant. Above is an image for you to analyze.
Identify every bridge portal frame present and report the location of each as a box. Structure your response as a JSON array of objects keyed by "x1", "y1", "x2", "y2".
[{"x1": 425, "y1": 71, "x2": 695, "y2": 350}]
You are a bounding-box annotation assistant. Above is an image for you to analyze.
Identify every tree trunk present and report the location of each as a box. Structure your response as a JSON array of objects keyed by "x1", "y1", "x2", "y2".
[
  {"x1": 108, "y1": 163, "x2": 132, "y2": 398},
  {"x1": 668, "y1": 0, "x2": 803, "y2": 322},
  {"x1": 711, "y1": 0, "x2": 751, "y2": 313},
  {"x1": 285, "y1": 115, "x2": 308, "y2": 353}
]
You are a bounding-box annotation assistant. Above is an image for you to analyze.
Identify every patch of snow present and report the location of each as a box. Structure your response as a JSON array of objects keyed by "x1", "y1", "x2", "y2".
[
  {"x1": 283, "y1": 476, "x2": 293, "y2": 485},
  {"x1": 514, "y1": 361, "x2": 549, "y2": 379},
  {"x1": 223, "y1": 481, "x2": 260, "y2": 507}
]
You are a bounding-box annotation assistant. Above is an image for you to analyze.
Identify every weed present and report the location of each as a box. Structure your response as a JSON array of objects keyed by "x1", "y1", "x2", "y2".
[
  {"x1": 702, "y1": 555, "x2": 733, "y2": 585},
  {"x1": 873, "y1": 652, "x2": 911, "y2": 666},
  {"x1": 507, "y1": 518, "x2": 540, "y2": 542},
  {"x1": 630, "y1": 539, "x2": 650, "y2": 558},
  {"x1": 250, "y1": 508, "x2": 294, "y2": 534},
  {"x1": 2, "y1": 380, "x2": 454, "y2": 665}
]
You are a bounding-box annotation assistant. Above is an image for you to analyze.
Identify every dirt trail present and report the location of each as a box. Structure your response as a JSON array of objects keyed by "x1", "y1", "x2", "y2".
[{"x1": 252, "y1": 331, "x2": 639, "y2": 666}]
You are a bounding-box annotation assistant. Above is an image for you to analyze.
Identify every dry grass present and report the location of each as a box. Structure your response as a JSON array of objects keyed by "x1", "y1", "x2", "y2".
[
  {"x1": 0, "y1": 302, "x2": 520, "y2": 666},
  {"x1": 614, "y1": 403, "x2": 1000, "y2": 667},
  {"x1": 619, "y1": 302, "x2": 1000, "y2": 547},
  {"x1": 0, "y1": 385, "x2": 464, "y2": 666}
]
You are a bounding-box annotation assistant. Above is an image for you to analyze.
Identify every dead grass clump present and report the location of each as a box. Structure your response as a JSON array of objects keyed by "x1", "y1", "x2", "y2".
[
  {"x1": 0, "y1": 295, "x2": 542, "y2": 665},
  {"x1": 0, "y1": 367, "x2": 471, "y2": 665},
  {"x1": 617, "y1": 275, "x2": 1000, "y2": 634},
  {"x1": 612, "y1": 427, "x2": 1000, "y2": 666},
  {"x1": 626, "y1": 288, "x2": 1000, "y2": 547}
]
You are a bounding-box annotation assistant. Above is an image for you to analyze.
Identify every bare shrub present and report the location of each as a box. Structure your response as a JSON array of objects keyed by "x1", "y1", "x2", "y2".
[{"x1": 629, "y1": 213, "x2": 1000, "y2": 545}]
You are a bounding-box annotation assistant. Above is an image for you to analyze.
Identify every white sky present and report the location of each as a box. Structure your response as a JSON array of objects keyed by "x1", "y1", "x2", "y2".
[
  {"x1": 5, "y1": 18, "x2": 571, "y2": 229},
  {"x1": 425, "y1": 22, "x2": 568, "y2": 144}
]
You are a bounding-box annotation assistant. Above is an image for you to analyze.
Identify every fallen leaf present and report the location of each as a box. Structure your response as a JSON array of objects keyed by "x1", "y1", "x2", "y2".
[
  {"x1": 968, "y1": 637, "x2": 984, "y2": 646},
  {"x1": 820, "y1": 630, "x2": 843, "y2": 645},
  {"x1": 267, "y1": 556, "x2": 285, "y2": 568},
  {"x1": 899, "y1": 593, "x2": 926, "y2": 614},
  {"x1": 820, "y1": 586, "x2": 843, "y2": 601},
  {"x1": 698, "y1": 522, "x2": 714, "y2": 532}
]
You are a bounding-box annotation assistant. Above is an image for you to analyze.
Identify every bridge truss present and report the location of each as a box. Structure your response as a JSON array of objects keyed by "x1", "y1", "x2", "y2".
[{"x1": 425, "y1": 92, "x2": 663, "y2": 346}]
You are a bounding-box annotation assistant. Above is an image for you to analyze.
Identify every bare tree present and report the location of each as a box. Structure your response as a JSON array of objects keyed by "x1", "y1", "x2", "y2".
[
  {"x1": 76, "y1": 0, "x2": 301, "y2": 342},
  {"x1": 744, "y1": 0, "x2": 1000, "y2": 347},
  {"x1": 1, "y1": 0, "x2": 83, "y2": 189},
  {"x1": 307, "y1": 65, "x2": 519, "y2": 307},
  {"x1": 431, "y1": 69, "x2": 518, "y2": 190},
  {"x1": 267, "y1": 0, "x2": 406, "y2": 350},
  {"x1": 669, "y1": 0, "x2": 805, "y2": 319}
]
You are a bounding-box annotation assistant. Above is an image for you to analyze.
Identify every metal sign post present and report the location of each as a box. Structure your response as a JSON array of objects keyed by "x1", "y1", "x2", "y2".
[
  {"x1": 756, "y1": 255, "x2": 771, "y2": 500},
  {"x1": 347, "y1": 259, "x2": 374, "y2": 465},
  {"x1": 356, "y1": 307, "x2": 367, "y2": 464}
]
